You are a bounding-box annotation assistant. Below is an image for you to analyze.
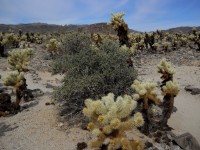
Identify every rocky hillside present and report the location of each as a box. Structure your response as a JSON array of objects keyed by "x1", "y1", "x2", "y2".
[
  {"x1": 0, "y1": 23, "x2": 137, "y2": 34},
  {"x1": 164, "y1": 26, "x2": 200, "y2": 34}
]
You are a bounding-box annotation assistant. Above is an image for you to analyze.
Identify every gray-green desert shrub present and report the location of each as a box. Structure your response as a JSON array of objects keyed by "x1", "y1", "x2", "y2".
[{"x1": 51, "y1": 32, "x2": 137, "y2": 121}]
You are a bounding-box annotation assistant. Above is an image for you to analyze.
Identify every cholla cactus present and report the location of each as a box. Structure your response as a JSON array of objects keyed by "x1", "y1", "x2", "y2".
[
  {"x1": 132, "y1": 80, "x2": 160, "y2": 110},
  {"x1": 83, "y1": 93, "x2": 144, "y2": 150},
  {"x1": 4, "y1": 71, "x2": 27, "y2": 108},
  {"x1": 4, "y1": 71, "x2": 25, "y2": 91},
  {"x1": 108, "y1": 12, "x2": 130, "y2": 47},
  {"x1": 46, "y1": 38, "x2": 62, "y2": 55},
  {"x1": 162, "y1": 42, "x2": 170, "y2": 51},
  {"x1": 152, "y1": 43, "x2": 159, "y2": 51},
  {"x1": 2, "y1": 33, "x2": 19, "y2": 48},
  {"x1": 108, "y1": 12, "x2": 127, "y2": 31},
  {"x1": 157, "y1": 59, "x2": 179, "y2": 128},
  {"x1": 179, "y1": 37, "x2": 187, "y2": 47},
  {"x1": 131, "y1": 80, "x2": 160, "y2": 135},
  {"x1": 157, "y1": 58, "x2": 175, "y2": 86},
  {"x1": 162, "y1": 81, "x2": 179, "y2": 96},
  {"x1": 7, "y1": 48, "x2": 33, "y2": 72},
  {"x1": 91, "y1": 33, "x2": 102, "y2": 47}
]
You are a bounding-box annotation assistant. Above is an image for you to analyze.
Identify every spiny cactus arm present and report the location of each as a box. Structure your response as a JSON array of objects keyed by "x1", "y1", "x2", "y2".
[
  {"x1": 3, "y1": 71, "x2": 24, "y2": 87},
  {"x1": 108, "y1": 12, "x2": 126, "y2": 30},
  {"x1": 131, "y1": 80, "x2": 160, "y2": 109},
  {"x1": 157, "y1": 59, "x2": 175, "y2": 84},
  {"x1": 162, "y1": 81, "x2": 179, "y2": 96},
  {"x1": 7, "y1": 49, "x2": 33, "y2": 72}
]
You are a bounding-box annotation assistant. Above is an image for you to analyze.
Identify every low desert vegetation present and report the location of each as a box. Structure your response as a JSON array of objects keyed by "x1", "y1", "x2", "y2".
[
  {"x1": 51, "y1": 32, "x2": 137, "y2": 122},
  {"x1": 0, "y1": 12, "x2": 199, "y2": 150}
]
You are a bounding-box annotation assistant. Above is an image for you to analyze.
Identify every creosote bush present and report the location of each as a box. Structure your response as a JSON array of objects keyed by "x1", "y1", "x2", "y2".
[{"x1": 52, "y1": 32, "x2": 137, "y2": 121}]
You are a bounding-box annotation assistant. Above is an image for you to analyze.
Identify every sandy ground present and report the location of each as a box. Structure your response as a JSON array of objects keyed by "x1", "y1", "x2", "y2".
[
  {"x1": 0, "y1": 51, "x2": 200, "y2": 150},
  {"x1": 137, "y1": 60, "x2": 200, "y2": 142}
]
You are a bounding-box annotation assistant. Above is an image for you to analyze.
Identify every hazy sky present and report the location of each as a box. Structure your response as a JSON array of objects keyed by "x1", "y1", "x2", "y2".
[{"x1": 0, "y1": 0, "x2": 199, "y2": 31}]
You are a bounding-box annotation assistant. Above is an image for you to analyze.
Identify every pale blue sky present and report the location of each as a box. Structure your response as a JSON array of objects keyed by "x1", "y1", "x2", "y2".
[{"x1": 0, "y1": 0, "x2": 199, "y2": 31}]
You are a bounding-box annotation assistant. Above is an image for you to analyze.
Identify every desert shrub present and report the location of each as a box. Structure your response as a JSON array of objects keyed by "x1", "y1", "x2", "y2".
[{"x1": 52, "y1": 32, "x2": 137, "y2": 121}]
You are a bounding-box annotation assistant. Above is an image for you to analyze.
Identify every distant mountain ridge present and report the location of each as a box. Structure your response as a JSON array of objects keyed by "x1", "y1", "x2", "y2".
[
  {"x1": 163, "y1": 26, "x2": 200, "y2": 34},
  {"x1": 0, "y1": 23, "x2": 137, "y2": 34},
  {"x1": 0, "y1": 23, "x2": 199, "y2": 34}
]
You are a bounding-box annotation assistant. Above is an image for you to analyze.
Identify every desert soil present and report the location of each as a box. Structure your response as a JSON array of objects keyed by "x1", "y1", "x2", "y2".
[{"x1": 0, "y1": 47, "x2": 200, "y2": 150}]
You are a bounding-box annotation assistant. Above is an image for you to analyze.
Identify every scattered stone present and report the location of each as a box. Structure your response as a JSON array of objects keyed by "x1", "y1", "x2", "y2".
[
  {"x1": 57, "y1": 122, "x2": 64, "y2": 127},
  {"x1": 173, "y1": 132, "x2": 200, "y2": 150},
  {"x1": 46, "y1": 83, "x2": 56, "y2": 89},
  {"x1": 184, "y1": 85, "x2": 193, "y2": 92},
  {"x1": 31, "y1": 89, "x2": 44, "y2": 97},
  {"x1": 191, "y1": 88, "x2": 200, "y2": 95},
  {"x1": 45, "y1": 102, "x2": 55, "y2": 106},
  {"x1": 185, "y1": 85, "x2": 200, "y2": 95},
  {"x1": 173, "y1": 106, "x2": 178, "y2": 113},
  {"x1": 145, "y1": 141, "x2": 153, "y2": 149},
  {"x1": 77, "y1": 142, "x2": 87, "y2": 150},
  {"x1": 170, "y1": 142, "x2": 182, "y2": 150}
]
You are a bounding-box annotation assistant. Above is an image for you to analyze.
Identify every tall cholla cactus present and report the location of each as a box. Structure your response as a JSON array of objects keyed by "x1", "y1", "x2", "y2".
[
  {"x1": 157, "y1": 59, "x2": 179, "y2": 128},
  {"x1": 83, "y1": 93, "x2": 144, "y2": 150},
  {"x1": 157, "y1": 58, "x2": 175, "y2": 87},
  {"x1": 132, "y1": 80, "x2": 160, "y2": 134},
  {"x1": 7, "y1": 48, "x2": 33, "y2": 72},
  {"x1": 4, "y1": 71, "x2": 27, "y2": 109},
  {"x1": 46, "y1": 38, "x2": 62, "y2": 56},
  {"x1": 108, "y1": 12, "x2": 130, "y2": 47}
]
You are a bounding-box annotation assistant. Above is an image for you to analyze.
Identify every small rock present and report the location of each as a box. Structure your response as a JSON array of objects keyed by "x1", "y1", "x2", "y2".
[
  {"x1": 145, "y1": 142, "x2": 153, "y2": 149},
  {"x1": 46, "y1": 83, "x2": 55, "y2": 89},
  {"x1": 58, "y1": 122, "x2": 64, "y2": 127},
  {"x1": 191, "y1": 88, "x2": 200, "y2": 95},
  {"x1": 184, "y1": 85, "x2": 193, "y2": 91},
  {"x1": 31, "y1": 89, "x2": 44, "y2": 97},
  {"x1": 185, "y1": 85, "x2": 200, "y2": 95},
  {"x1": 45, "y1": 102, "x2": 55, "y2": 106},
  {"x1": 173, "y1": 132, "x2": 200, "y2": 150},
  {"x1": 77, "y1": 142, "x2": 87, "y2": 150},
  {"x1": 170, "y1": 142, "x2": 182, "y2": 150}
]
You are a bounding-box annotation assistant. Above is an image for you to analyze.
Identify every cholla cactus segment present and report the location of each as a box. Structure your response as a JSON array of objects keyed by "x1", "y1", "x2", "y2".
[
  {"x1": 131, "y1": 80, "x2": 160, "y2": 109},
  {"x1": 46, "y1": 38, "x2": 62, "y2": 55},
  {"x1": 157, "y1": 58, "x2": 175, "y2": 76},
  {"x1": 132, "y1": 112, "x2": 144, "y2": 127},
  {"x1": 152, "y1": 43, "x2": 159, "y2": 50},
  {"x1": 162, "y1": 81, "x2": 179, "y2": 96},
  {"x1": 108, "y1": 12, "x2": 128, "y2": 31},
  {"x1": 7, "y1": 48, "x2": 33, "y2": 72},
  {"x1": 83, "y1": 93, "x2": 143, "y2": 150},
  {"x1": 120, "y1": 45, "x2": 136, "y2": 54},
  {"x1": 3, "y1": 71, "x2": 25, "y2": 93}
]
